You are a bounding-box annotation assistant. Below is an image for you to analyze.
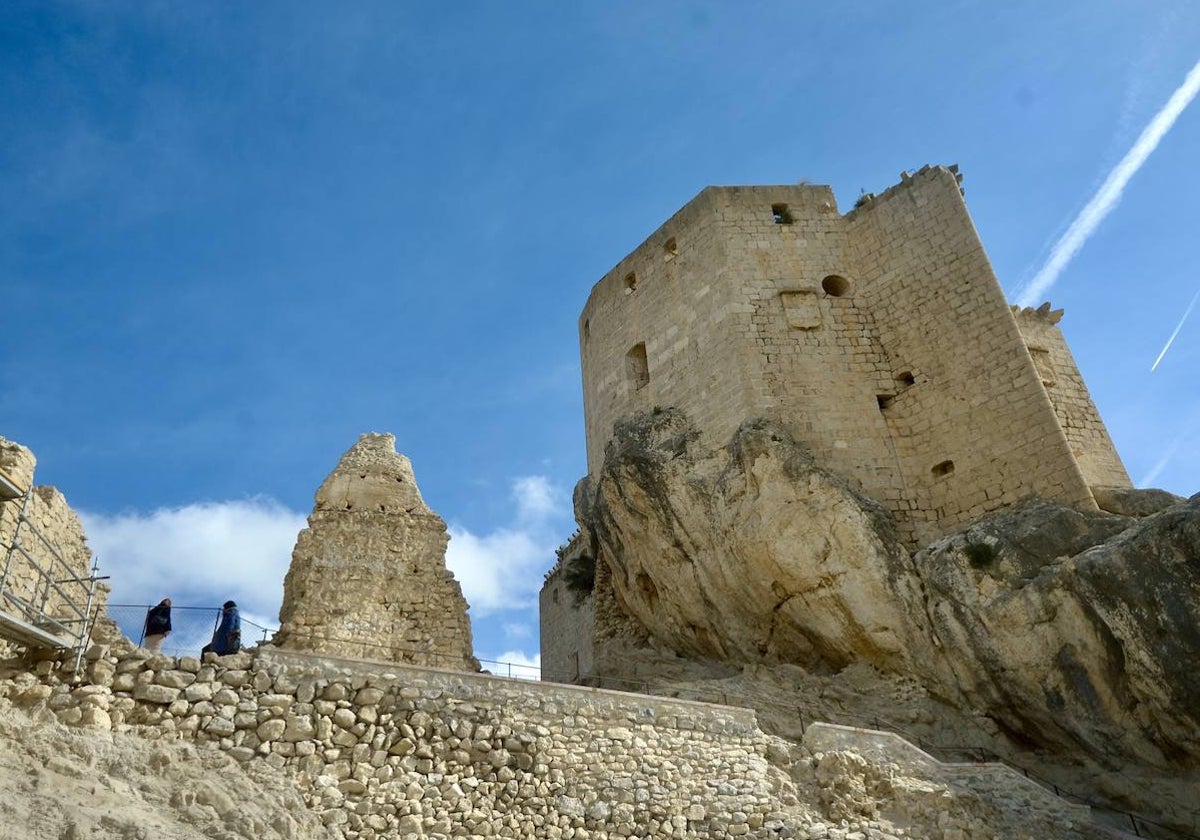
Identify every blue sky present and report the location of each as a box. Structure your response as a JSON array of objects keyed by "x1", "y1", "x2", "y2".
[{"x1": 2, "y1": 2, "x2": 1197, "y2": 671}]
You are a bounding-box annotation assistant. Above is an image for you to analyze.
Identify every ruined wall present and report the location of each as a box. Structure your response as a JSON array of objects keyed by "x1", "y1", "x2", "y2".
[
  {"x1": 1013, "y1": 305, "x2": 1131, "y2": 491},
  {"x1": 578, "y1": 168, "x2": 1117, "y2": 546},
  {"x1": 538, "y1": 536, "x2": 596, "y2": 684},
  {"x1": 0, "y1": 436, "x2": 100, "y2": 633},
  {"x1": 0, "y1": 643, "x2": 1107, "y2": 840},
  {"x1": 274, "y1": 434, "x2": 477, "y2": 671}
]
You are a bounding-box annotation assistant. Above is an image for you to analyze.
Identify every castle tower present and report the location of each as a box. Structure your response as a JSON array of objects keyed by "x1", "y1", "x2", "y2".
[
  {"x1": 274, "y1": 434, "x2": 478, "y2": 671},
  {"x1": 578, "y1": 166, "x2": 1130, "y2": 546}
]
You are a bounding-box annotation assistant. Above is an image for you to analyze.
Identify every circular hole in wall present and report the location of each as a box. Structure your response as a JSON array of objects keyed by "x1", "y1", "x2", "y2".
[{"x1": 822, "y1": 275, "x2": 852, "y2": 297}]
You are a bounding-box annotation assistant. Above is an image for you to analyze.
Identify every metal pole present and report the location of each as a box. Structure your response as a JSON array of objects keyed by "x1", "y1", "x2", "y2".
[
  {"x1": 0, "y1": 487, "x2": 32, "y2": 600},
  {"x1": 73, "y1": 558, "x2": 101, "y2": 677}
]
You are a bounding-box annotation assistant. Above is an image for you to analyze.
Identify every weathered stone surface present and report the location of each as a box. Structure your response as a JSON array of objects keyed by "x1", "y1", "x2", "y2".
[
  {"x1": 273, "y1": 433, "x2": 478, "y2": 671},
  {"x1": 915, "y1": 496, "x2": 1200, "y2": 769},
  {"x1": 0, "y1": 645, "x2": 1120, "y2": 840},
  {"x1": 0, "y1": 436, "x2": 106, "y2": 639},
  {"x1": 579, "y1": 411, "x2": 925, "y2": 672},
  {"x1": 573, "y1": 409, "x2": 1200, "y2": 824},
  {"x1": 133, "y1": 683, "x2": 181, "y2": 704},
  {"x1": 1091, "y1": 484, "x2": 1184, "y2": 517}
]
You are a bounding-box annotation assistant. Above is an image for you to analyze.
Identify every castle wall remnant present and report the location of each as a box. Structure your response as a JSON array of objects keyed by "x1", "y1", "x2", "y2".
[
  {"x1": 273, "y1": 434, "x2": 477, "y2": 671},
  {"x1": 0, "y1": 435, "x2": 103, "y2": 648},
  {"x1": 577, "y1": 166, "x2": 1129, "y2": 546}
]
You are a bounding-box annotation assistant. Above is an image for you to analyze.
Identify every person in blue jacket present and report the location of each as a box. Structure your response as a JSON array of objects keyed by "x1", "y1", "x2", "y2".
[{"x1": 206, "y1": 600, "x2": 241, "y2": 655}]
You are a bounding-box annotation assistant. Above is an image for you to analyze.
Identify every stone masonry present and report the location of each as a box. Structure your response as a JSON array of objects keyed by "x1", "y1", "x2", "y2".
[
  {"x1": 274, "y1": 434, "x2": 477, "y2": 671},
  {"x1": 0, "y1": 435, "x2": 102, "y2": 645},
  {"x1": 0, "y1": 641, "x2": 1112, "y2": 840},
  {"x1": 577, "y1": 166, "x2": 1130, "y2": 547}
]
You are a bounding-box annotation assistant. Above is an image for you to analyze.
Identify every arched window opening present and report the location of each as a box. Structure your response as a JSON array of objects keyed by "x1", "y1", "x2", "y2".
[{"x1": 626, "y1": 342, "x2": 649, "y2": 390}]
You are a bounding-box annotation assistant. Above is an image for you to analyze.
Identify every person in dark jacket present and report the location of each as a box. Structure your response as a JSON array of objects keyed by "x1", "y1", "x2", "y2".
[
  {"x1": 205, "y1": 600, "x2": 241, "y2": 656},
  {"x1": 142, "y1": 598, "x2": 172, "y2": 653}
]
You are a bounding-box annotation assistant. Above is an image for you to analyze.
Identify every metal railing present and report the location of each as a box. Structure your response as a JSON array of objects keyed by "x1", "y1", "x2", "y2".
[{"x1": 108, "y1": 603, "x2": 277, "y2": 659}]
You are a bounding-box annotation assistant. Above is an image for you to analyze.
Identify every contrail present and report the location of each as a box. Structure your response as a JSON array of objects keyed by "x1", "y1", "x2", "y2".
[
  {"x1": 1016, "y1": 57, "x2": 1200, "y2": 307},
  {"x1": 1150, "y1": 288, "x2": 1200, "y2": 371}
]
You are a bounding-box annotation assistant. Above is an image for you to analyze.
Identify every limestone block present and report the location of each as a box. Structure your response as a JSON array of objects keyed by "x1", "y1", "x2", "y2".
[
  {"x1": 133, "y1": 684, "x2": 181, "y2": 705},
  {"x1": 258, "y1": 718, "x2": 287, "y2": 742},
  {"x1": 156, "y1": 670, "x2": 196, "y2": 689}
]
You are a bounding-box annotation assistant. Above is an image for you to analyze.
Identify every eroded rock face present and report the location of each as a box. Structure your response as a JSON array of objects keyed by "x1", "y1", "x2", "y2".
[
  {"x1": 579, "y1": 410, "x2": 927, "y2": 672},
  {"x1": 576, "y1": 410, "x2": 1200, "y2": 821},
  {"x1": 917, "y1": 497, "x2": 1200, "y2": 768},
  {"x1": 274, "y1": 434, "x2": 478, "y2": 671}
]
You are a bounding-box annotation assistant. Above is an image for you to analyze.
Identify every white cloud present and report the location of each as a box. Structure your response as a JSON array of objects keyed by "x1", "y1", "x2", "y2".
[
  {"x1": 502, "y1": 622, "x2": 533, "y2": 640},
  {"x1": 446, "y1": 476, "x2": 570, "y2": 616},
  {"x1": 1016, "y1": 56, "x2": 1200, "y2": 307},
  {"x1": 80, "y1": 476, "x2": 571, "y2": 660},
  {"x1": 512, "y1": 475, "x2": 563, "y2": 522},
  {"x1": 80, "y1": 497, "x2": 306, "y2": 626},
  {"x1": 478, "y1": 649, "x2": 541, "y2": 681}
]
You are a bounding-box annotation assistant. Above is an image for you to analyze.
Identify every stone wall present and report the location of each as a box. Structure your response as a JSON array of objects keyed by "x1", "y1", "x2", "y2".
[
  {"x1": 275, "y1": 434, "x2": 477, "y2": 671},
  {"x1": 0, "y1": 436, "x2": 101, "y2": 640},
  {"x1": 1012, "y1": 305, "x2": 1131, "y2": 491},
  {"x1": 539, "y1": 536, "x2": 596, "y2": 684},
  {"x1": 0, "y1": 641, "x2": 1111, "y2": 840},
  {"x1": 577, "y1": 167, "x2": 1128, "y2": 547}
]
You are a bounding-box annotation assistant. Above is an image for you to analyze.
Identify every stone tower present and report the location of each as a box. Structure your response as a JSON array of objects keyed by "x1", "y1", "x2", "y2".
[
  {"x1": 274, "y1": 434, "x2": 478, "y2": 671},
  {"x1": 577, "y1": 166, "x2": 1129, "y2": 546}
]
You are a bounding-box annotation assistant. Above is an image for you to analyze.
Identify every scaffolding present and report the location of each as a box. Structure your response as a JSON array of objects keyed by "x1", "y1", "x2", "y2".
[{"x1": 0, "y1": 464, "x2": 103, "y2": 674}]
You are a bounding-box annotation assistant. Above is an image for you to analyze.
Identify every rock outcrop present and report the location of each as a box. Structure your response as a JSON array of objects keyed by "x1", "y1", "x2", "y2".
[
  {"x1": 578, "y1": 410, "x2": 925, "y2": 674},
  {"x1": 916, "y1": 496, "x2": 1200, "y2": 767},
  {"x1": 576, "y1": 409, "x2": 1200, "y2": 825},
  {"x1": 274, "y1": 434, "x2": 478, "y2": 671}
]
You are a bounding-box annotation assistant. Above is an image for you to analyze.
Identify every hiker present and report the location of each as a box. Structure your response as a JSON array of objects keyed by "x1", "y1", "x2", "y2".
[
  {"x1": 142, "y1": 598, "x2": 172, "y2": 653},
  {"x1": 205, "y1": 600, "x2": 241, "y2": 656}
]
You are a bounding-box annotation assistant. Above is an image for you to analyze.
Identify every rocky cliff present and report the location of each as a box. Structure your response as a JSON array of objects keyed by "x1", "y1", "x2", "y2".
[{"x1": 575, "y1": 409, "x2": 1199, "y2": 827}]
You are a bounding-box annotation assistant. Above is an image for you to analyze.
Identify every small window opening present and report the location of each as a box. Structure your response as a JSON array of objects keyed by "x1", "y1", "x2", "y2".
[
  {"x1": 626, "y1": 342, "x2": 649, "y2": 390},
  {"x1": 771, "y1": 203, "x2": 793, "y2": 224},
  {"x1": 552, "y1": 588, "x2": 560, "y2": 604},
  {"x1": 624, "y1": 271, "x2": 638, "y2": 294},
  {"x1": 896, "y1": 371, "x2": 916, "y2": 387},
  {"x1": 931, "y1": 460, "x2": 955, "y2": 478},
  {"x1": 582, "y1": 319, "x2": 590, "y2": 340},
  {"x1": 877, "y1": 394, "x2": 895, "y2": 411},
  {"x1": 822, "y1": 275, "x2": 851, "y2": 297},
  {"x1": 664, "y1": 237, "x2": 678, "y2": 260}
]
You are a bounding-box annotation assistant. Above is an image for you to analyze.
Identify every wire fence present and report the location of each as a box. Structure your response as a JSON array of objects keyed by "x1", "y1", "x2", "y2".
[
  {"x1": 100, "y1": 604, "x2": 1195, "y2": 840},
  {"x1": 108, "y1": 603, "x2": 277, "y2": 659}
]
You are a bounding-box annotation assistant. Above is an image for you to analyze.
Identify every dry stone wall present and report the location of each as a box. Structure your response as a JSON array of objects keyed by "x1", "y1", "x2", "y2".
[
  {"x1": 0, "y1": 641, "x2": 1112, "y2": 840},
  {"x1": 275, "y1": 434, "x2": 477, "y2": 671}
]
